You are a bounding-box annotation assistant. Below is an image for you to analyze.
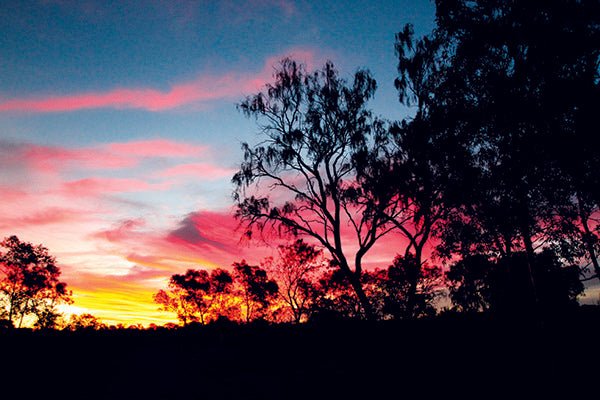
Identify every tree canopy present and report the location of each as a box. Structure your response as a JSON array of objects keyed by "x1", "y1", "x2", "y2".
[
  {"x1": 0, "y1": 235, "x2": 72, "y2": 329},
  {"x1": 233, "y1": 59, "x2": 396, "y2": 319}
]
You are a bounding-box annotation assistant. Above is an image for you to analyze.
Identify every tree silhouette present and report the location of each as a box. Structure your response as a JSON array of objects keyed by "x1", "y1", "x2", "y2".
[
  {"x1": 233, "y1": 58, "x2": 397, "y2": 320},
  {"x1": 394, "y1": 0, "x2": 600, "y2": 310},
  {"x1": 356, "y1": 24, "x2": 455, "y2": 318},
  {"x1": 66, "y1": 313, "x2": 107, "y2": 331},
  {"x1": 263, "y1": 239, "x2": 326, "y2": 323},
  {"x1": 0, "y1": 235, "x2": 72, "y2": 328},
  {"x1": 308, "y1": 268, "x2": 364, "y2": 320},
  {"x1": 447, "y1": 250, "x2": 583, "y2": 316},
  {"x1": 233, "y1": 260, "x2": 278, "y2": 323},
  {"x1": 154, "y1": 268, "x2": 236, "y2": 325},
  {"x1": 446, "y1": 254, "x2": 495, "y2": 313},
  {"x1": 206, "y1": 268, "x2": 236, "y2": 321},
  {"x1": 380, "y1": 254, "x2": 443, "y2": 319}
]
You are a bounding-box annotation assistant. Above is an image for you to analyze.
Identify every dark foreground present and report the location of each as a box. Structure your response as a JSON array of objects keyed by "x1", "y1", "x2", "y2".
[{"x1": 3, "y1": 309, "x2": 599, "y2": 400}]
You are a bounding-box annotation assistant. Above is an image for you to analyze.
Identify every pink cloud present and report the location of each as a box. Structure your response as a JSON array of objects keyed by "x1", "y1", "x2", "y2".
[
  {"x1": 61, "y1": 177, "x2": 170, "y2": 196},
  {"x1": 0, "y1": 206, "x2": 95, "y2": 231},
  {"x1": 24, "y1": 144, "x2": 136, "y2": 171},
  {"x1": 7, "y1": 138, "x2": 206, "y2": 174},
  {"x1": 0, "y1": 49, "x2": 317, "y2": 113},
  {"x1": 90, "y1": 210, "x2": 278, "y2": 273},
  {"x1": 93, "y1": 219, "x2": 147, "y2": 243},
  {"x1": 0, "y1": 186, "x2": 29, "y2": 202},
  {"x1": 107, "y1": 139, "x2": 205, "y2": 158},
  {"x1": 11, "y1": 207, "x2": 85, "y2": 226},
  {"x1": 88, "y1": 206, "x2": 412, "y2": 281},
  {"x1": 158, "y1": 163, "x2": 235, "y2": 179}
]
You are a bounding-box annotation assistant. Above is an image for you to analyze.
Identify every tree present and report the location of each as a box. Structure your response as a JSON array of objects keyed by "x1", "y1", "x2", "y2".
[
  {"x1": 154, "y1": 286, "x2": 197, "y2": 327},
  {"x1": 396, "y1": 0, "x2": 600, "y2": 309},
  {"x1": 447, "y1": 250, "x2": 583, "y2": 316},
  {"x1": 206, "y1": 268, "x2": 236, "y2": 321},
  {"x1": 263, "y1": 239, "x2": 326, "y2": 323},
  {"x1": 308, "y1": 268, "x2": 365, "y2": 321},
  {"x1": 65, "y1": 313, "x2": 106, "y2": 331},
  {"x1": 154, "y1": 268, "x2": 236, "y2": 326},
  {"x1": 380, "y1": 254, "x2": 443, "y2": 319},
  {"x1": 446, "y1": 255, "x2": 495, "y2": 313},
  {"x1": 355, "y1": 24, "x2": 457, "y2": 319},
  {"x1": 154, "y1": 269, "x2": 210, "y2": 326},
  {"x1": 0, "y1": 235, "x2": 72, "y2": 328},
  {"x1": 233, "y1": 58, "x2": 396, "y2": 319},
  {"x1": 233, "y1": 260, "x2": 278, "y2": 323}
]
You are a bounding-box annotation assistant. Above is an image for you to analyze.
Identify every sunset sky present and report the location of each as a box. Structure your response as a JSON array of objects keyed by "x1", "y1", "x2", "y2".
[
  {"x1": 3, "y1": 1, "x2": 598, "y2": 326},
  {"x1": 0, "y1": 0, "x2": 442, "y2": 326}
]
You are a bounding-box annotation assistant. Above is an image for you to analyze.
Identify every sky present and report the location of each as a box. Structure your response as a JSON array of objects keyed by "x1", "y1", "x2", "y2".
[
  {"x1": 2, "y1": 1, "x2": 598, "y2": 326},
  {"x1": 0, "y1": 0, "x2": 443, "y2": 326}
]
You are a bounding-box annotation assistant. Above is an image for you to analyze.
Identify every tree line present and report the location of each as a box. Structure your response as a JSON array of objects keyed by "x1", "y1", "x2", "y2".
[{"x1": 1, "y1": 0, "x2": 598, "y2": 329}]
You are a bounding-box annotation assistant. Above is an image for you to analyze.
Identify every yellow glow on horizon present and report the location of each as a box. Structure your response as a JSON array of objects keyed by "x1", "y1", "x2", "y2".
[{"x1": 69, "y1": 285, "x2": 179, "y2": 327}]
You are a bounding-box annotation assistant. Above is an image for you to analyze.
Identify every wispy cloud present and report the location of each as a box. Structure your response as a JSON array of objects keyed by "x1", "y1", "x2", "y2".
[
  {"x1": 0, "y1": 138, "x2": 206, "y2": 174},
  {"x1": 157, "y1": 163, "x2": 235, "y2": 179},
  {"x1": 0, "y1": 49, "x2": 316, "y2": 113},
  {"x1": 60, "y1": 177, "x2": 172, "y2": 196},
  {"x1": 106, "y1": 139, "x2": 206, "y2": 158}
]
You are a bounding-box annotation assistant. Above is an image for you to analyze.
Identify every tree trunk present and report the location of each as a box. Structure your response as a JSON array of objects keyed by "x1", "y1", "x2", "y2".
[
  {"x1": 338, "y1": 255, "x2": 375, "y2": 320},
  {"x1": 18, "y1": 299, "x2": 28, "y2": 329},
  {"x1": 516, "y1": 188, "x2": 539, "y2": 314},
  {"x1": 577, "y1": 193, "x2": 600, "y2": 282},
  {"x1": 520, "y1": 218, "x2": 539, "y2": 313},
  {"x1": 347, "y1": 272, "x2": 375, "y2": 321},
  {"x1": 406, "y1": 247, "x2": 423, "y2": 319}
]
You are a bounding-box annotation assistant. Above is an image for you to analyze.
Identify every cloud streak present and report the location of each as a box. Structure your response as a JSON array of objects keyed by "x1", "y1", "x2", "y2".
[
  {"x1": 0, "y1": 49, "x2": 316, "y2": 113},
  {"x1": 157, "y1": 163, "x2": 235, "y2": 179},
  {"x1": 1, "y1": 138, "x2": 206, "y2": 174}
]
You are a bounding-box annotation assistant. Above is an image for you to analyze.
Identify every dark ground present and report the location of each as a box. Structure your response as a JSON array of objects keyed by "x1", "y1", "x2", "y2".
[{"x1": 2, "y1": 308, "x2": 599, "y2": 399}]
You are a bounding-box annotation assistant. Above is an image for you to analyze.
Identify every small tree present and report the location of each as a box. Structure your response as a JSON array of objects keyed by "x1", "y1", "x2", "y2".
[
  {"x1": 308, "y1": 269, "x2": 366, "y2": 320},
  {"x1": 264, "y1": 239, "x2": 326, "y2": 323},
  {"x1": 380, "y1": 255, "x2": 443, "y2": 320},
  {"x1": 206, "y1": 268, "x2": 236, "y2": 321},
  {"x1": 154, "y1": 270, "x2": 205, "y2": 326},
  {"x1": 65, "y1": 313, "x2": 106, "y2": 331},
  {"x1": 154, "y1": 268, "x2": 237, "y2": 325},
  {"x1": 233, "y1": 260, "x2": 278, "y2": 323},
  {"x1": 446, "y1": 254, "x2": 494, "y2": 313},
  {"x1": 0, "y1": 235, "x2": 72, "y2": 328}
]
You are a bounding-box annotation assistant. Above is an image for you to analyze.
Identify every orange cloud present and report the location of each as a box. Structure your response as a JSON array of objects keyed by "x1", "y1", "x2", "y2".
[{"x1": 0, "y1": 49, "x2": 317, "y2": 113}]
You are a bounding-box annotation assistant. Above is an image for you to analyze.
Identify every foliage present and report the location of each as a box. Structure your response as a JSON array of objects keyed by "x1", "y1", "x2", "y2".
[
  {"x1": 308, "y1": 269, "x2": 365, "y2": 320},
  {"x1": 388, "y1": 0, "x2": 600, "y2": 317},
  {"x1": 0, "y1": 235, "x2": 72, "y2": 329},
  {"x1": 65, "y1": 313, "x2": 107, "y2": 331},
  {"x1": 233, "y1": 260, "x2": 279, "y2": 323},
  {"x1": 379, "y1": 255, "x2": 444, "y2": 319},
  {"x1": 263, "y1": 239, "x2": 326, "y2": 323},
  {"x1": 154, "y1": 268, "x2": 236, "y2": 325},
  {"x1": 232, "y1": 58, "x2": 393, "y2": 319},
  {"x1": 448, "y1": 250, "x2": 584, "y2": 316}
]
